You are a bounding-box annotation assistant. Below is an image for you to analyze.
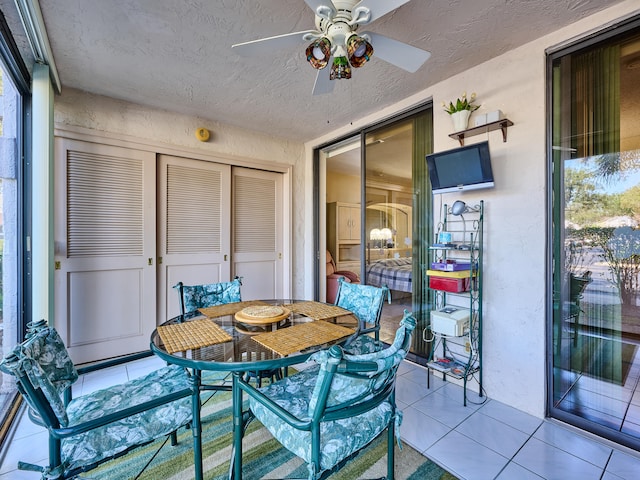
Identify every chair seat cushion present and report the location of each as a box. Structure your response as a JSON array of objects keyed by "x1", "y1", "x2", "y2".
[
  {"x1": 249, "y1": 370, "x2": 393, "y2": 471},
  {"x1": 62, "y1": 364, "x2": 192, "y2": 471}
]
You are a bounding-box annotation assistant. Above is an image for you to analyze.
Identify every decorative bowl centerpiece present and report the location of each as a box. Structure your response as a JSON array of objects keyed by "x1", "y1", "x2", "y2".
[{"x1": 234, "y1": 305, "x2": 290, "y2": 325}]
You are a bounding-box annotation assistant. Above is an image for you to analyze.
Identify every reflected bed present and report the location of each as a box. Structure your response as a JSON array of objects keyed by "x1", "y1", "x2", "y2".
[{"x1": 366, "y1": 257, "x2": 413, "y2": 293}]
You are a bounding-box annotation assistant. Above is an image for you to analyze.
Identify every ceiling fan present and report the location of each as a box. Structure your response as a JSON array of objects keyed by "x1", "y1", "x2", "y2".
[{"x1": 232, "y1": 0, "x2": 431, "y2": 95}]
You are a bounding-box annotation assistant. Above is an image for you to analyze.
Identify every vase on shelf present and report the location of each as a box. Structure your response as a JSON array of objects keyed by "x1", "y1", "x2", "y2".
[{"x1": 451, "y1": 110, "x2": 471, "y2": 132}]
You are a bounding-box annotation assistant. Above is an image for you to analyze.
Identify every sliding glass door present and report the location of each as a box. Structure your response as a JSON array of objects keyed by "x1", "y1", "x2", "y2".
[
  {"x1": 320, "y1": 105, "x2": 433, "y2": 361},
  {"x1": 0, "y1": 19, "x2": 30, "y2": 441},
  {"x1": 549, "y1": 21, "x2": 640, "y2": 449}
]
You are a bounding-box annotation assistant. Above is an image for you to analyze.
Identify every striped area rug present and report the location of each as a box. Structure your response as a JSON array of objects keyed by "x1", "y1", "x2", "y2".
[{"x1": 87, "y1": 389, "x2": 457, "y2": 479}]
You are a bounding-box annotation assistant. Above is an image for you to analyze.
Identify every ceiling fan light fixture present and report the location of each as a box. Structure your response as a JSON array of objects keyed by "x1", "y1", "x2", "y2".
[
  {"x1": 347, "y1": 35, "x2": 373, "y2": 68},
  {"x1": 306, "y1": 37, "x2": 332, "y2": 69},
  {"x1": 330, "y1": 56, "x2": 352, "y2": 79}
]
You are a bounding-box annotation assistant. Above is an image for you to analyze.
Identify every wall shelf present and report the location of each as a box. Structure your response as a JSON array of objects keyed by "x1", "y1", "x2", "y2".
[{"x1": 449, "y1": 119, "x2": 514, "y2": 146}]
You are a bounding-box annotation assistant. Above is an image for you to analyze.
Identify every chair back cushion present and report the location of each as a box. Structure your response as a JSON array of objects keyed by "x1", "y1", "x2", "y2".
[
  {"x1": 308, "y1": 310, "x2": 415, "y2": 412},
  {"x1": 327, "y1": 250, "x2": 338, "y2": 276},
  {"x1": 23, "y1": 320, "x2": 79, "y2": 389},
  {"x1": 335, "y1": 278, "x2": 388, "y2": 326},
  {"x1": 176, "y1": 277, "x2": 242, "y2": 314},
  {"x1": 0, "y1": 320, "x2": 78, "y2": 426},
  {"x1": 326, "y1": 250, "x2": 337, "y2": 276}
]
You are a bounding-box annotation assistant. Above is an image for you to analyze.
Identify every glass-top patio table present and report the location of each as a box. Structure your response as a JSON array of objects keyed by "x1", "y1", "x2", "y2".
[{"x1": 150, "y1": 299, "x2": 357, "y2": 480}]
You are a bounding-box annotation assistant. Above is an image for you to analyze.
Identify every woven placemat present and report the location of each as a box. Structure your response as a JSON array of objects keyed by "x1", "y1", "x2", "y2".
[
  {"x1": 198, "y1": 300, "x2": 269, "y2": 319},
  {"x1": 157, "y1": 319, "x2": 232, "y2": 354},
  {"x1": 252, "y1": 321, "x2": 355, "y2": 357},
  {"x1": 283, "y1": 301, "x2": 352, "y2": 321}
]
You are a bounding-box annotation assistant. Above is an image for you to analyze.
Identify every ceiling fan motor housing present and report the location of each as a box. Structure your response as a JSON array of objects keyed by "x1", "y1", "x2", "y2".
[{"x1": 311, "y1": 9, "x2": 373, "y2": 75}]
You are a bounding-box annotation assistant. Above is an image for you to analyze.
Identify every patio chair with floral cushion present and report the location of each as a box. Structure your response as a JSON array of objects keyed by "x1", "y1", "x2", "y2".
[
  {"x1": 173, "y1": 276, "x2": 243, "y2": 315},
  {"x1": 236, "y1": 309, "x2": 416, "y2": 480},
  {"x1": 0, "y1": 319, "x2": 192, "y2": 480},
  {"x1": 173, "y1": 277, "x2": 279, "y2": 386},
  {"x1": 334, "y1": 276, "x2": 390, "y2": 354}
]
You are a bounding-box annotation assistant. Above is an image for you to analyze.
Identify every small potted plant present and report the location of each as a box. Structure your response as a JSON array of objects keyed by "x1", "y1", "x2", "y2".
[{"x1": 442, "y1": 92, "x2": 480, "y2": 131}]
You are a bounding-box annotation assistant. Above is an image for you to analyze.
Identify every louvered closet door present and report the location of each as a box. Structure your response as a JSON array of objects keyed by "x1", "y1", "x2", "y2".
[
  {"x1": 232, "y1": 167, "x2": 284, "y2": 300},
  {"x1": 158, "y1": 155, "x2": 231, "y2": 321},
  {"x1": 54, "y1": 139, "x2": 156, "y2": 364}
]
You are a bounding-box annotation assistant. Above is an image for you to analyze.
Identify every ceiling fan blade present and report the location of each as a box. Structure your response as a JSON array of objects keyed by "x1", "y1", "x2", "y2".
[
  {"x1": 232, "y1": 30, "x2": 315, "y2": 56},
  {"x1": 355, "y1": 0, "x2": 411, "y2": 23},
  {"x1": 362, "y1": 32, "x2": 430, "y2": 72},
  {"x1": 312, "y1": 68, "x2": 335, "y2": 96}
]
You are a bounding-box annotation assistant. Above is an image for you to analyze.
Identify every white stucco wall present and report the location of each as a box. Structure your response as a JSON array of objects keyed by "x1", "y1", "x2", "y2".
[
  {"x1": 431, "y1": 39, "x2": 548, "y2": 419},
  {"x1": 53, "y1": 89, "x2": 307, "y2": 296},
  {"x1": 306, "y1": 1, "x2": 640, "y2": 418}
]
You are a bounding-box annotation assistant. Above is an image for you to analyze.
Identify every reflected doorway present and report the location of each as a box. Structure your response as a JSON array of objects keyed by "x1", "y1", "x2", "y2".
[
  {"x1": 321, "y1": 108, "x2": 433, "y2": 361},
  {"x1": 364, "y1": 123, "x2": 414, "y2": 346}
]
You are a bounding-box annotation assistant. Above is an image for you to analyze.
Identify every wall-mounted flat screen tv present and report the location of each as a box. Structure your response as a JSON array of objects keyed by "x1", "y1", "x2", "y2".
[{"x1": 426, "y1": 141, "x2": 494, "y2": 194}]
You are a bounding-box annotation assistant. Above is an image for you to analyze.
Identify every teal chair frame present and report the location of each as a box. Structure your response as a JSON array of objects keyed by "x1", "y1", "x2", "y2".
[
  {"x1": 236, "y1": 310, "x2": 416, "y2": 480},
  {"x1": 0, "y1": 320, "x2": 192, "y2": 480},
  {"x1": 334, "y1": 276, "x2": 390, "y2": 353},
  {"x1": 173, "y1": 276, "x2": 242, "y2": 315}
]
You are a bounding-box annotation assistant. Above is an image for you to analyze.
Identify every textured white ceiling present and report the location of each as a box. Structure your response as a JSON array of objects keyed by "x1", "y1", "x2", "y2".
[{"x1": 6, "y1": 0, "x2": 626, "y2": 142}]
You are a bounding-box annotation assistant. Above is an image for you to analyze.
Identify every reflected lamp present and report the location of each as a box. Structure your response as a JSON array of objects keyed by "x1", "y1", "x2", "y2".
[{"x1": 369, "y1": 228, "x2": 383, "y2": 248}]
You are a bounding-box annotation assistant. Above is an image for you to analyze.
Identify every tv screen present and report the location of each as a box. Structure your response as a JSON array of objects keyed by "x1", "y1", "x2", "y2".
[{"x1": 426, "y1": 141, "x2": 494, "y2": 194}]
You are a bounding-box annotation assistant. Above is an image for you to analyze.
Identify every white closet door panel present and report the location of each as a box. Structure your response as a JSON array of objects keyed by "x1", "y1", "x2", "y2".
[
  {"x1": 54, "y1": 138, "x2": 156, "y2": 364},
  {"x1": 68, "y1": 268, "x2": 143, "y2": 345},
  {"x1": 234, "y1": 261, "x2": 277, "y2": 299},
  {"x1": 232, "y1": 167, "x2": 283, "y2": 300},
  {"x1": 158, "y1": 155, "x2": 231, "y2": 320}
]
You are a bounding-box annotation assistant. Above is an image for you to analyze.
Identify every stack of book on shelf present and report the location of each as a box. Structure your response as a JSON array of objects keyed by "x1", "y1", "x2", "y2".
[
  {"x1": 427, "y1": 357, "x2": 468, "y2": 377},
  {"x1": 426, "y1": 260, "x2": 475, "y2": 293}
]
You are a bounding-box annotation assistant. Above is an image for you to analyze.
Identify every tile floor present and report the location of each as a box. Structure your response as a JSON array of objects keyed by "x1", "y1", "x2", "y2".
[
  {"x1": 2, "y1": 356, "x2": 640, "y2": 479},
  {"x1": 396, "y1": 361, "x2": 640, "y2": 480}
]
